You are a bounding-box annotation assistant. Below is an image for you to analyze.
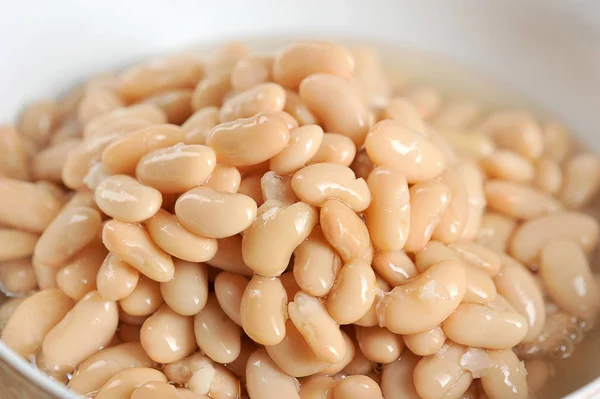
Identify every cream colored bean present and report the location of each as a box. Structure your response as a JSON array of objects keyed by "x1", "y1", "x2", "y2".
[
  {"x1": 0, "y1": 125, "x2": 30, "y2": 180},
  {"x1": 542, "y1": 121, "x2": 571, "y2": 162},
  {"x1": 160, "y1": 260, "x2": 209, "y2": 316},
  {"x1": 414, "y1": 240, "x2": 460, "y2": 272},
  {"x1": 119, "y1": 309, "x2": 149, "y2": 326},
  {"x1": 293, "y1": 227, "x2": 342, "y2": 297},
  {"x1": 242, "y1": 200, "x2": 317, "y2": 276},
  {"x1": 372, "y1": 251, "x2": 417, "y2": 287},
  {"x1": 355, "y1": 325, "x2": 404, "y2": 364},
  {"x1": 103, "y1": 219, "x2": 174, "y2": 281},
  {"x1": 0, "y1": 259, "x2": 36, "y2": 294},
  {"x1": 327, "y1": 259, "x2": 377, "y2": 324},
  {"x1": 404, "y1": 178, "x2": 452, "y2": 252},
  {"x1": 1, "y1": 289, "x2": 73, "y2": 356},
  {"x1": 32, "y1": 258, "x2": 59, "y2": 289},
  {"x1": 349, "y1": 46, "x2": 389, "y2": 107},
  {"x1": 140, "y1": 304, "x2": 196, "y2": 363},
  {"x1": 238, "y1": 173, "x2": 264, "y2": 206},
  {"x1": 461, "y1": 264, "x2": 497, "y2": 305},
  {"x1": 344, "y1": 346, "x2": 373, "y2": 376},
  {"x1": 205, "y1": 235, "x2": 254, "y2": 277},
  {"x1": 266, "y1": 320, "x2": 330, "y2": 377},
  {"x1": 433, "y1": 168, "x2": 469, "y2": 244},
  {"x1": 194, "y1": 294, "x2": 241, "y2": 363},
  {"x1": 299, "y1": 73, "x2": 369, "y2": 146},
  {"x1": 540, "y1": 239, "x2": 600, "y2": 318},
  {"x1": 240, "y1": 275, "x2": 288, "y2": 345},
  {"x1": 480, "y1": 350, "x2": 528, "y2": 399},
  {"x1": 413, "y1": 343, "x2": 472, "y2": 399},
  {"x1": 0, "y1": 229, "x2": 38, "y2": 262},
  {"x1": 84, "y1": 104, "x2": 167, "y2": 138},
  {"x1": 273, "y1": 41, "x2": 354, "y2": 89},
  {"x1": 175, "y1": 186, "x2": 257, "y2": 239},
  {"x1": 40, "y1": 291, "x2": 118, "y2": 374},
  {"x1": 480, "y1": 150, "x2": 535, "y2": 183},
  {"x1": 365, "y1": 166, "x2": 410, "y2": 251},
  {"x1": 533, "y1": 157, "x2": 562, "y2": 195},
  {"x1": 450, "y1": 241, "x2": 501, "y2": 277},
  {"x1": 191, "y1": 71, "x2": 232, "y2": 110},
  {"x1": 308, "y1": 133, "x2": 355, "y2": 167},
  {"x1": 182, "y1": 106, "x2": 220, "y2": 145},
  {"x1": 525, "y1": 359, "x2": 549, "y2": 394},
  {"x1": 96, "y1": 254, "x2": 140, "y2": 301},
  {"x1": 479, "y1": 112, "x2": 544, "y2": 160},
  {"x1": 509, "y1": 212, "x2": 599, "y2": 266},
  {"x1": 207, "y1": 111, "x2": 290, "y2": 166},
  {"x1": 485, "y1": 180, "x2": 562, "y2": 220},
  {"x1": 0, "y1": 178, "x2": 62, "y2": 233},
  {"x1": 119, "y1": 276, "x2": 164, "y2": 316},
  {"x1": 494, "y1": 263, "x2": 546, "y2": 342},
  {"x1": 456, "y1": 161, "x2": 486, "y2": 240},
  {"x1": 332, "y1": 375, "x2": 383, "y2": 399},
  {"x1": 561, "y1": 153, "x2": 600, "y2": 209},
  {"x1": 95, "y1": 367, "x2": 167, "y2": 399},
  {"x1": 142, "y1": 88, "x2": 193, "y2": 125},
  {"x1": 320, "y1": 199, "x2": 373, "y2": 265},
  {"x1": 405, "y1": 86, "x2": 442, "y2": 120},
  {"x1": 270, "y1": 125, "x2": 324, "y2": 175},
  {"x1": 247, "y1": 348, "x2": 300, "y2": 399},
  {"x1": 299, "y1": 375, "x2": 336, "y2": 399},
  {"x1": 214, "y1": 271, "x2": 248, "y2": 326},
  {"x1": 147, "y1": 210, "x2": 217, "y2": 263},
  {"x1": 317, "y1": 330, "x2": 355, "y2": 376},
  {"x1": 288, "y1": 291, "x2": 346, "y2": 364},
  {"x1": 33, "y1": 206, "x2": 101, "y2": 268},
  {"x1": 292, "y1": 163, "x2": 370, "y2": 212},
  {"x1": 219, "y1": 82, "x2": 286, "y2": 122},
  {"x1": 354, "y1": 278, "x2": 388, "y2": 328},
  {"x1": 260, "y1": 171, "x2": 298, "y2": 205},
  {"x1": 230, "y1": 56, "x2": 272, "y2": 91},
  {"x1": 51, "y1": 116, "x2": 82, "y2": 145},
  {"x1": 205, "y1": 165, "x2": 241, "y2": 193},
  {"x1": 94, "y1": 175, "x2": 161, "y2": 222},
  {"x1": 224, "y1": 338, "x2": 259, "y2": 379},
  {"x1": 78, "y1": 87, "x2": 123, "y2": 126},
  {"x1": 68, "y1": 342, "x2": 154, "y2": 395},
  {"x1": 476, "y1": 212, "x2": 516, "y2": 253},
  {"x1": 55, "y1": 241, "x2": 106, "y2": 300},
  {"x1": 403, "y1": 326, "x2": 447, "y2": 356},
  {"x1": 135, "y1": 144, "x2": 215, "y2": 194},
  {"x1": 443, "y1": 303, "x2": 528, "y2": 349},
  {"x1": 132, "y1": 382, "x2": 207, "y2": 399},
  {"x1": 284, "y1": 90, "x2": 320, "y2": 126},
  {"x1": 378, "y1": 97, "x2": 424, "y2": 132},
  {"x1": 18, "y1": 100, "x2": 61, "y2": 146},
  {"x1": 31, "y1": 139, "x2": 79, "y2": 182},
  {"x1": 434, "y1": 101, "x2": 481, "y2": 129},
  {"x1": 378, "y1": 260, "x2": 466, "y2": 335},
  {"x1": 440, "y1": 130, "x2": 495, "y2": 159},
  {"x1": 381, "y1": 352, "x2": 421, "y2": 399}
]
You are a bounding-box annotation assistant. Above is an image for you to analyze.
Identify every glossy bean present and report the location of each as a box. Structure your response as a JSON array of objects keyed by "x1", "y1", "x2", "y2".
[
  {"x1": 140, "y1": 304, "x2": 196, "y2": 363},
  {"x1": 160, "y1": 260, "x2": 209, "y2": 316}
]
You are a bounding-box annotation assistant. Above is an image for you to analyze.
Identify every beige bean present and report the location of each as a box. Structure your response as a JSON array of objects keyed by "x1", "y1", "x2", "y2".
[
  {"x1": 561, "y1": 153, "x2": 600, "y2": 209},
  {"x1": 327, "y1": 259, "x2": 377, "y2": 324},
  {"x1": 485, "y1": 180, "x2": 562, "y2": 220},
  {"x1": 332, "y1": 375, "x2": 383, "y2": 399},
  {"x1": 194, "y1": 294, "x2": 241, "y2": 363},
  {"x1": 223, "y1": 337, "x2": 259, "y2": 378},
  {"x1": 525, "y1": 359, "x2": 549, "y2": 394},
  {"x1": 84, "y1": 103, "x2": 167, "y2": 137},
  {"x1": 241, "y1": 275, "x2": 287, "y2": 345},
  {"x1": 479, "y1": 112, "x2": 543, "y2": 160},
  {"x1": 318, "y1": 330, "x2": 355, "y2": 376},
  {"x1": 434, "y1": 101, "x2": 481, "y2": 130},
  {"x1": 1, "y1": 289, "x2": 73, "y2": 356},
  {"x1": 299, "y1": 375, "x2": 336, "y2": 399},
  {"x1": 261, "y1": 171, "x2": 299, "y2": 204},
  {"x1": 175, "y1": 186, "x2": 257, "y2": 239},
  {"x1": 381, "y1": 352, "x2": 421, "y2": 399},
  {"x1": 214, "y1": 271, "x2": 248, "y2": 326},
  {"x1": 205, "y1": 235, "x2": 254, "y2": 277},
  {"x1": 97, "y1": 254, "x2": 140, "y2": 301},
  {"x1": 441, "y1": 130, "x2": 495, "y2": 159},
  {"x1": 0, "y1": 229, "x2": 38, "y2": 262},
  {"x1": 344, "y1": 346, "x2": 373, "y2": 376},
  {"x1": 94, "y1": 175, "x2": 162, "y2": 222},
  {"x1": 230, "y1": 56, "x2": 272, "y2": 91},
  {"x1": 372, "y1": 251, "x2": 417, "y2": 287},
  {"x1": 456, "y1": 161, "x2": 486, "y2": 240},
  {"x1": 494, "y1": 263, "x2": 546, "y2": 342},
  {"x1": 378, "y1": 97, "x2": 424, "y2": 132},
  {"x1": 142, "y1": 88, "x2": 193, "y2": 125},
  {"x1": 414, "y1": 240, "x2": 460, "y2": 272},
  {"x1": 404, "y1": 178, "x2": 452, "y2": 252},
  {"x1": 461, "y1": 264, "x2": 497, "y2": 305},
  {"x1": 270, "y1": 125, "x2": 324, "y2": 175},
  {"x1": 309, "y1": 133, "x2": 355, "y2": 167},
  {"x1": 476, "y1": 212, "x2": 516, "y2": 253},
  {"x1": 403, "y1": 326, "x2": 447, "y2": 356},
  {"x1": 31, "y1": 139, "x2": 78, "y2": 182},
  {"x1": 355, "y1": 325, "x2": 404, "y2": 364},
  {"x1": 238, "y1": 173, "x2": 264, "y2": 206},
  {"x1": 284, "y1": 90, "x2": 320, "y2": 126},
  {"x1": 273, "y1": 41, "x2": 354, "y2": 89},
  {"x1": 320, "y1": 199, "x2": 373, "y2": 265},
  {"x1": 542, "y1": 121, "x2": 572, "y2": 162},
  {"x1": 40, "y1": 291, "x2": 118, "y2": 374},
  {"x1": 480, "y1": 350, "x2": 527, "y2": 399},
  {"x1": 205, "y1": 165, "x2": 241, "y2": 193},
  {"x1": 0, "y1": 259, "x2": 36, "y2": 294},
  {"x1": 354, "y1": 278, "x2": 388, "y2": 328},
  {"x1": 450, "y1": 241, "x2": 501, "y2": 277},
  {"x1": 242, "y1": 200, "x2": 317, "y2": 276},
  {"x1": 480, "y1": 150, "x2": 535, "y2": 183},
  {"x1": 219, "y1": 82, "x2": 286, "y2": 122},
  {"x1": 443, "y1": 303, "x2": 528, "y2": 349},
  {"x1": 509, "y1": 212, "x2": 599, "y2": 266},
  {"x1": 0, "y1": 125, "x2": 30, "y2": 180},
  {"x1": 119, "y1": 309, "x2": 149, "y2": 326},
  {"x1": 95, "y1": 367, "x2": 167, "y2": 399},
  {"x1": 32, "y1": 257, "x2": 59, "y2": 289},
  {"x1": 378, "y1": 260, "x2": 466, "y2": 334},
  {"x1": 433, "y1": 168, "x2": 469, "y2": 244},
  {"x1": 293, "y1": 227, "x2": 342, "y2": 297},
  {"x1": 349, "y1": 46, "x2": 389, "y2": 107},
  {"x1": 119, "y1": 276, "x2": 164, "y2": 316},
  {"x1": 78, "y1": 87, "x2": 123, "y2": 126},
  {"x1": 208, "y1": 112, "x2": 290, "y2": 167},
  {"x1": 68, "y1": 342, "x2": 154, "y2": 395},
  {"x1": 51, "y1": 116, "x2": 82, "y2": 145},
  {"x1": 266, "y1": 320, "x2": 330, "y2": 377},
  {"x1": 413, "y1": 343, "x2": 473, "y2": 399},
  {"x1": 147, "y1": 210, "x2": 217, "y2": 263},
  {"x1": 405, "y1": 86, "x2": 442, "y2": 120},
  {"x1": 18, "y1": 100, "x2": 61, "y2": 146},
  {"x1": 540, "y1": 239, "x2": 600, "y2": 318},
  {"x1": 140, "y1": 304, "x2": 196, "y2": 363},
  {"x1": 160, "y1": 260, "x2": 209, "y2": 316},
  {"x1": 55, "y1": 241, "x2": 106, "y2": 300},
  {"x1": 182, "y1": 106, "x2": 220, "y2": 145},
  {"x1": 0, "y1": 178, "x2": 62, "y2": 233},
  {"x1": 299, "y1": 73, "x2": 369, "y2": 147},
  {"x1": 533, "y1": 157, "x2": 562, "y2": 195},
  {"x1": 246, "y1": 348, "x2": 300, "y2": 399},
  {"x1": 118, "y1": 53, "x2": 204, "y2": 102},
  {"x1": 132, "y1": 382, "x2": 207, "y2": 399},
  {"x1": 191, "y1": 70, "x2": 232, "y2": 110}
]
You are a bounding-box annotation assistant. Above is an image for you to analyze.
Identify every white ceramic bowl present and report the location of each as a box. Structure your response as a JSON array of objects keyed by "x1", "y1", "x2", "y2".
[{"x1": 0, "y1": 1, "x2": 599, "y2": 398}]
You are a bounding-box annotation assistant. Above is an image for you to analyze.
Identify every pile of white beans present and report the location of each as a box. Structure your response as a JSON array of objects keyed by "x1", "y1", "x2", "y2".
[{"x1": 0, "y1": 41, "x2": 599, "y2": 399}]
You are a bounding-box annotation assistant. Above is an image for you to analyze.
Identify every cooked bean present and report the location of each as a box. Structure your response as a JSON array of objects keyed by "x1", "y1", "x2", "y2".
[
  {"x1": 450, "y1": 241, "x2": 501, "y2": 277},
  {"x1": 160, "y1": 259, "x2": 209, "y2": 316},
  {"x1": 246, "y1": 348, "x2": 300, "y2": 399},
  {"x1": 299, "y1": 375, "x2": 336, "y2": 399},
  {"x1": 283, "y1": 90, "x2": 319, "y2": 127},
  {"x1": 309, "y1": 133, "x2": 355, "y2": 167},
  {"x1": 182, "y1": 107, "x2": 220, "y2": 145},
  {"x1": 31, "y1": 139, "x2": 78, "y2": 182},
  {"x1": 403, "y1": 326, "x2": 447, "y2": 356},
  {"x1": 214, "y1": 271, "x2": 249, "y2": 326},
  {"x1": 95, "y1": 367, "x2": 167, "y2": 399},
  {"x1": 18, "y1": 100, "x2": 61, "y2": 146},
  {"x1": 94, "y1": 175, "x2": 162, "y2": 223},
  {"x1": 344, "y1": 347, "x2": 373, "y2": 376},
  {"x1": 372, "y1": 251, "x2": 417, "y2": 287},
  {"x1": 0, "y1": 125, "x2": 30, "y2": 180},
  {"x1": 327, "y1": 259, "x2": 377, "y2": 324},
  {"x1": 332, "y1": 375, "x2": 383, "y2": 399},
  {"x1": 132, "y1": 382, "x2": 206, "y2": 399},
  {"x1": 560, "y1": 153, "x2": 600, "y2": 209},
  {"x1": 205, "y1": 164, "x2": 241, "y2": 193},
  {"x1": 481, "y1": 150, "x2": 535, "y2": 183},
  {"x1": 119, "y1": 276, "x2": 164, "y2": 316},
  {"x1": 220, "y1": 82, "x2": 285, "y2": 122},
  {"x1": 456, "y1": 161, "x2": 486, "y2": 240},
  {"x1": 205, "y1": 235, "x2": 254, "y2": 277},
  {"x1": 485, "y1": 180, "x2": 562, "y2": 220},
  {"x1": 441, "y1": 130, "x2": 495, "y2": 159},
  {"x1": 534, "y1": 157, "x2": 562, "y2": 195},
  {"x1": 140, "y1": 304, "x2": 196, "y2": 363},
  {"x1": 55, "y1": 241, "x2": 107, "y2": 300},
  {"x1": 476, "y1": 212, "x2": 516, "y2": 253},
  {"x1": 405, "y1": 86, "x2": 442, "y2": 120},
  {"x1": 0, "y1": 258, "x2": 36, "y2": 295},
  {"x1": 97, "y1": 254, "x2": 140, "y2": 301},
  {"x1": 381, "y1": 352, "x2": 421, "y2": 399},
  {"x1": 238, "y1": 173, "x2": 264, "y2": 206},
  {"x1": 379, "y1": 98, "x2": 425, "y2": 133},
  {"x1": 261, "y1": 171, "x2": 299, "y2": 204},
  {"x1": 433, "y1": 168, "x2": 469, "y2": 244},
  {"x1": 525, "y1": 359, "x2": 549, "y2": 394},
  {"x1": 230, "y1": 56, "x2": 272, "y2": 91},
  {"x1": 542, "y1": 121, "x2": 571, "y2": 162},
  {"x1": 270, "y1": 125, "x2": 324, "y2": 175},
  {"x1": 0, "y1": 229, "x2": 38, "y2": 262},
  {"x1": 479, "y1": 112, "x2": 543, "y2": 160},
  {"x1": 320, "y1": 199, "x2": 373, "y2": 264},
  {"x1": 378, "y1": 260, "x2": 466, "y2": 334},
  {"x1": 194, "y1": 294, "x2": 241, "y2": 363},
  {"x1": 142, "y1": 88, "x2": 193, "y2": 125},
  {"x1": 434, "y1": 101, "x2": 481, "y2": 129},
  {"x1": 315, "y1": 330, "x2": 355, "y2": 376},
  {"x1": 355, "y1": 325, "x2": 404, "y2": 364},
  {"x1": 480, "y1": 350, "x2": 528, "y2": 399},
  {"x1": 242, "y1": 200, "x2": 317, "y2": 276}
]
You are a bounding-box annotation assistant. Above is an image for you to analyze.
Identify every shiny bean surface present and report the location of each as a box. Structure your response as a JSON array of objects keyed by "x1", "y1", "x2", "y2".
[
  {"x1": 140, "y1": 304, "x2": 196, "y2": 363},
  {"x1": 161, "y1": 259, "x2": 209, "y2": 316}
]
